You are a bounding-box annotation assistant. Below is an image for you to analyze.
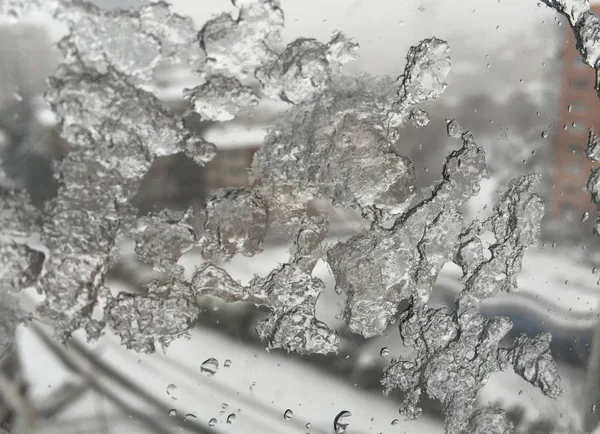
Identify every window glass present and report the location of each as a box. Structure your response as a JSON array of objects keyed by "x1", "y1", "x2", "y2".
[
  {"x1": 5, "y1": 2, "x2": 600, "y2": 434},
  {"x1": 572, "y1": 57, "x2": 589, "y2": 69},
  {"x1": 569, "y1": 100, "x2": 587, "y2": 113},
  {"x1": 564, "y1": 163, "x2": 581, "y2": 175},
  {"x1": 567, "y1": 122, "x2": 587, "y2": 135},
  {"x1": 568, "y1": 142, "x2": 583, "y2": 154},
  {"x1": 571, "y1": 77, "x2": 590, "y2": 90}
]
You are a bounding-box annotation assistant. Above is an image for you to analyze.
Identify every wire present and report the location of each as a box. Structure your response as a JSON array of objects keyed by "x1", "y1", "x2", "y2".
[{"x1": 30, "y1": 323, "x2": 176, "y2": 434}]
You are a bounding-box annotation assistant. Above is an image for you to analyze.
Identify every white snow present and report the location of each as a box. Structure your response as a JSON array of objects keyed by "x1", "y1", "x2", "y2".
[{"x1": 17, "y1": 322, "x2": 443, "y2": 433}]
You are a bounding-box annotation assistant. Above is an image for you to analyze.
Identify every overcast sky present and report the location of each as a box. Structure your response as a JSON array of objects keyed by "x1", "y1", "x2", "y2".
[
  {"x1": 15, "y1": 0, "x2": 572, "y2": 115},
  {"x1": 170, "y1": 0, "x2": 561, "y2": 75}
]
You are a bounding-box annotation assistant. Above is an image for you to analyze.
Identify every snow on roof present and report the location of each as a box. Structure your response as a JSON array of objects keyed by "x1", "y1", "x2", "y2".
[{"x1": 202, "y1": 121, "x2": 269, "y2": 150}]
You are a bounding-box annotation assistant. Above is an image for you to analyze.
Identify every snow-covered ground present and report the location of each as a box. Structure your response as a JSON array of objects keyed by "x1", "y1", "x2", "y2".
[
  {"x1": 14, "y1": 235, "x2": 600, "y2": 433},
  {"x1": 17, "y1": 323, "x2": 443, "y2": 434}
]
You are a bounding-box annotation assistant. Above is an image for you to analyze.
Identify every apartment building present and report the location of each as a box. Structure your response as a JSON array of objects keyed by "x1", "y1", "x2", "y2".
[{"x1": 552, "y1": 6, "x2": 600, "y2": 221}]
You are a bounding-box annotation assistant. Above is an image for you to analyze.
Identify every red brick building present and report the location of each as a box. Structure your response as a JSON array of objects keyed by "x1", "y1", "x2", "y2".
[{"x1": 553, "y1": 7, "x2": 600, "y2": 221}]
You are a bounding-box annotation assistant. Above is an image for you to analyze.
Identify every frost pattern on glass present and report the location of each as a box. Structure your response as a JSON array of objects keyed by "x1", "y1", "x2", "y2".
[
  {"x1": 185, "y1": 75, "x2": 258, "y2": 122},
  {"x1": 0, "y1": 1, "x2": 566, "y2": 432},
  {"x1": 388, "y1": 38, "x2": 451, "y2": 129},
  {"x1": 256, "y1": 32, "x2": 358, "y2": 104},
  {"x1": 542, "y1": 1, "x2": 600, "y2": 96},
  {"x1": 34, "y1": 62, "x2": 214, "y2": 341},
  {"x1": 252, "y1": 78, "x2": 417, "y2": 220},
  {"x1": 329, "y1": 133, "x2": 486, "y2": 337},
  {"x1": 198, "y1": 0, "x2": 283, "y2": 79},
  {"x1": 587, "y1": 128, "x2": 600, "y2": 162},
  {"x1": 199, "y1": 188, "x2": 267, "y2": 261},
  {"x1": 0, "y1": 187, "x2": 41, "y2": 358},
  {"x1": 105, "y1": 276, "x2": 198, "y2": 353},
  {"x1": 192, "y1": 262, "x2": 339, "y2": 355},
  {"x1": 1, "y1": 0, "x2": 204, "y2": 84},
  {"x1": 381, "y1": 174, "x2": 561, "y2": 433},
  {"x1": 408, "y1": 108, "x2": 431, "y2": 128}
]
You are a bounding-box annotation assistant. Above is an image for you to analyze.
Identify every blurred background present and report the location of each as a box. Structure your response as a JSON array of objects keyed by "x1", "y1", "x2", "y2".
[{"x1": 2, "y1": 0, "x2": 600, "y2": 433}]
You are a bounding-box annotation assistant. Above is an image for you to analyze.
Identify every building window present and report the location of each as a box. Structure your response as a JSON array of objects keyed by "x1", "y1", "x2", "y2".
[
  {"x1": 564, "y1": 163, "x2": 581, "y2": 176},
  {"x1": 570, "y1": 77, "x2": 589, "y2": 90},
  {"x1": 568, "y1": 143, "x2": 583, "y2": 154},
  {"x1": 225, "y1": 150, "x2": 244, "y2": 160},
  {"x1": 567, "y1": 122, "x2": 586, "y2": 135},
  {"x1": 559, "y1": 201, "x2": 579, "y2": 221},
  {"x1": 229, "y1": 167, "x2": 246, "y2": 177},
  {"x1": 569, "y1": 101, "x2": 586, "y2": 113},
  {"x1": 563, "y1": 184, "x2": 581, "y2": 195},
  {"x1": 572, "y1": 57, "x2": 589, "y2": 69}
]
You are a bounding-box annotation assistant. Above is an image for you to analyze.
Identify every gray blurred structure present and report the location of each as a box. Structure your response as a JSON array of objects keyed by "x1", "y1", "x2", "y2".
[
  {"x1": 0, "y1": 23, "x2": 56, "y2": 108},
  {"x1": 0, "y1": 22, "x2": 66, "y2": 205}
]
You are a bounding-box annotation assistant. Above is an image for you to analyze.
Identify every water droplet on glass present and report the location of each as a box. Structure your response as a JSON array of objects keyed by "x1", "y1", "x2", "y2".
[
  {"x1": 380, "y1": 347, "x2": 390, "y2": 357},
  {"x1": 208, "y1": 418, "x2": 217, "y2": 427},
  {"x1": 166, "y1": 384, "x2": 177, "y2": 400},
  {"x1": 250, "y1": 381, "x2": 256, "y2": 391},
  {"x1": 224, "y1": 359, "x2": 232, "y2": 368},
  {"x1": 593, "y1": 267, "x2": 597, "y2": 274},
  {"x1": 185, "y1": 414, "x2": 197, "y2": 422},
  {"x1": 391, "y1": 419, "x2": 399, "y2": 426},
  {"x1": 201, "y1": 358, "x2": 219, "y2": 377},
  {"x1": 568, "y1": 104, "x2": 573, "y2": 113},
  {"x1": 593, "y1": 405, "x2": 597, "y2": 413},
  {"x1": 169, "y1": 409, "x2": 177, "y2": 417},
  {"x1": 582, "y1": 211, "x2": 590, "y2": 222},
  {"x1": 306, "y1": 422, "x2": 312, "y2": 429},
  {"x1": 222, "y1": 403, "x2": 229, "y2": 410},
  {"x1": 284, "y1": 409, "x2": 294, "y2": 420},
  {"x1": 518, "y1": 390, "x2": 523, "y2": 396},
  {"x1": 541, "y1": 130, "x2": 549, "y2": 139},
  {"x1": 227, "y1": 413, "x2": 236, "y2": 424},
  {"x1": 334, "y1": 410, "x2": 352, "y2": 433}
]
